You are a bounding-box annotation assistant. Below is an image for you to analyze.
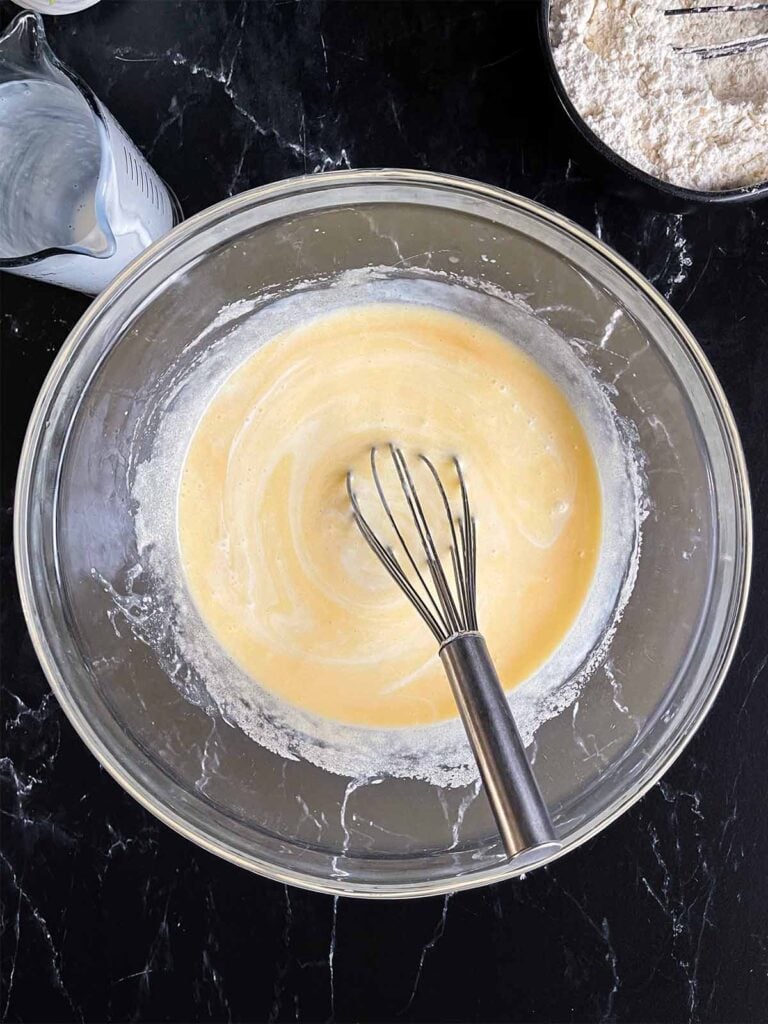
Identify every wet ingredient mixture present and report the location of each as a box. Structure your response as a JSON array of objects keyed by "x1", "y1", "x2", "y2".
[{"x1": 177, "y1": 303, "x2": 602, "y2": 728}]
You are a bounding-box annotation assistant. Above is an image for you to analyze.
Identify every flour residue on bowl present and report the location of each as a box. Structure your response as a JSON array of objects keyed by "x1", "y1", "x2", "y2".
[{"x1": 131, "y1": 269, "x2": 647, "y2": 787}]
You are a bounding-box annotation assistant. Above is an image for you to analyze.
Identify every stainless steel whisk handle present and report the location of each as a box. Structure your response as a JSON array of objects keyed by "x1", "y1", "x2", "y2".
[{"x1": 440, "y1": 632, "x2": 562, "y2": 864}]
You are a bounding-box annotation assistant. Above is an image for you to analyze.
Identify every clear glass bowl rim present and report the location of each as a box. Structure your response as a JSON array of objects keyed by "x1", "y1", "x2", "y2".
[{"x1": 13, "y1": 168, "x2": 753, "y2": 898}]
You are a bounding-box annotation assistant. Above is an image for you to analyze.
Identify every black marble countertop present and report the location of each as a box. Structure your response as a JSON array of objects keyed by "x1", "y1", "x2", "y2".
[{"x1": 2, "y1": 2, "x2": 767, "y2": 1021}]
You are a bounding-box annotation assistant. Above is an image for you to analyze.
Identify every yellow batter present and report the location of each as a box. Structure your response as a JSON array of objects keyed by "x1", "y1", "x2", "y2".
[{"x1": 178, "y1": 304, "x2": 601, "y2": 728}]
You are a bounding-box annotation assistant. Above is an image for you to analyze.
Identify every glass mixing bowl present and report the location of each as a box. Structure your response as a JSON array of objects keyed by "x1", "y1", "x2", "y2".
[{"x1": 15, "y1": 170, "x2": 751, "y2": 897}]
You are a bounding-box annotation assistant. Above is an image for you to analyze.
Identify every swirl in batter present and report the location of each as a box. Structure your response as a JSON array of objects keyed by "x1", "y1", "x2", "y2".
[{"x1": 177, "y1": 303, "x2": 602, "y2": 728}]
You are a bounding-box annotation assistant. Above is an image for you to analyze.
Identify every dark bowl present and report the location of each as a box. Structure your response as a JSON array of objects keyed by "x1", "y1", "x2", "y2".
[{"x1": 540, "y1": 0, "x2": 768, "y2": 208}]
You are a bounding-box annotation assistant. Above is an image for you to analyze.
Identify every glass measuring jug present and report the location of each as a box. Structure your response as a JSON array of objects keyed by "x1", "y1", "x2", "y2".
[{"x1": 0, "y1": 12, "x2": 181, "y2": 294}]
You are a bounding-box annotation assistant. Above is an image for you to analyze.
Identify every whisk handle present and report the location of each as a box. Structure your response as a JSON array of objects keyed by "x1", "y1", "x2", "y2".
[{"x1": 440, "y1": 632, "x2": 561, "y2": 865}]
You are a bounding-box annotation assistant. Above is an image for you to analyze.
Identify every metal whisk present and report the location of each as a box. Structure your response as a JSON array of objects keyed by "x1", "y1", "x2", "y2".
[
  {"x1": 347, "y1": 445, "x2": 561, "y2": 864},
  {"x1": 665, "y1": 3, "x2": 768, "y2": 58}
]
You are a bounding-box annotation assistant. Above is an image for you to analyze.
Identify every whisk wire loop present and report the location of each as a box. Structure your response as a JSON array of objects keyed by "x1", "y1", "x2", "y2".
[
  {"x1": 388, "y1": 446, "x2": 462, "y2": 637},
  {"x1": 419, "y1": 454, "x2": 472, "y2": 631},
  {"x1": 347, "y1": 445, "x2": 479, "y2": 645},
  {"x1": 368, "y1": 447, "x2": 450, "y2": 638},
  {"x1": 346, "y1": 472, "x2": 446, "y2": 641}
]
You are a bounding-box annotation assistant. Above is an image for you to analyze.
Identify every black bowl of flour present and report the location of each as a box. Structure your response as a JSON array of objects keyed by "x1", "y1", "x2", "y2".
[{"x1": 540, "y1": 0, "x2": 768, "y2": 209}]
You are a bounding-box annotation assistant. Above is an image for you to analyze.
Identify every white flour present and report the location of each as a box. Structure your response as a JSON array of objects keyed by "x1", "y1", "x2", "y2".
[
  {"x1": 551, "y1": 0, "x2": 768, "y2": 191},
  {"x1": 130, "y1": 268, "x2": 647, "y2": 788}
]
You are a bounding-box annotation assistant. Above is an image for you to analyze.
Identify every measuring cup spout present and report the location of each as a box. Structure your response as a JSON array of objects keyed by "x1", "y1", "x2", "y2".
[{"x1": 0, "y1": 8, "x2": 45, "y2": 73}]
